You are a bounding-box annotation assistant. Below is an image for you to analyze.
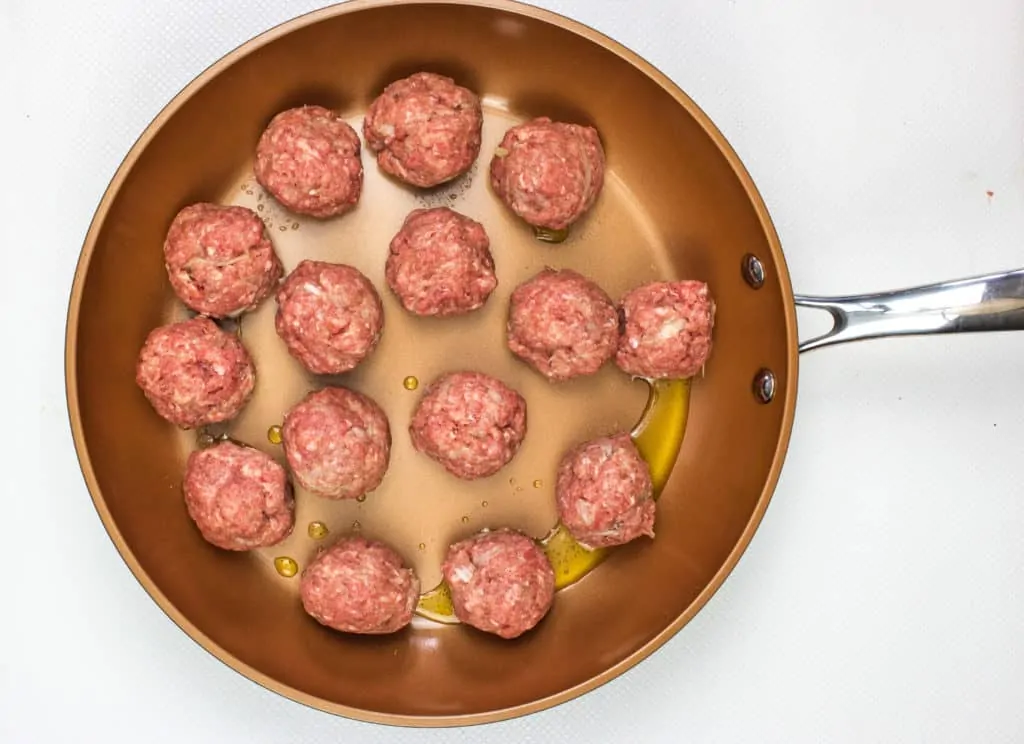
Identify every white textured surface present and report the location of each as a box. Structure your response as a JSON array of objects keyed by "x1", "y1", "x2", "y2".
[{"x1": 3, "y1": 0, "x2": 1024, "y2": 741}]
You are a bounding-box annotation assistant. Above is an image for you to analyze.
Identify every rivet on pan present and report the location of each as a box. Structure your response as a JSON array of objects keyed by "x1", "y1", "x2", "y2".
[
  {"x1": 753, "y1": 368, "x2": 776, "y2": 404},
  {"x1": 742, "y1": 254, "x2": 765, "y2": 289}
]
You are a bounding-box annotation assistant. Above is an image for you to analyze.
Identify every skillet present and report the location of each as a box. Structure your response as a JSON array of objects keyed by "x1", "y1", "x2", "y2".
[{"x1": 64, "y1": 0, "x2": 1024, "y2": 726}]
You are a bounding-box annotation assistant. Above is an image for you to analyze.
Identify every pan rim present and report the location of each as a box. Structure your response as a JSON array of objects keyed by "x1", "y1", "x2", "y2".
[{"x1": 63, "y1": 0, "x2": 799, "y2": 728}]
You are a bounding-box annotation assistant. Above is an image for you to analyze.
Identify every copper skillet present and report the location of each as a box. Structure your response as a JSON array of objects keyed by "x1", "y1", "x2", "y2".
[{"x1": 63, "y1": 0, "x2": 1024, "y2": 728}]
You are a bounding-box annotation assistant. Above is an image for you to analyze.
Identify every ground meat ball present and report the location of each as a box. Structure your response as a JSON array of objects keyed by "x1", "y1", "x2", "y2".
[
  {"x1": 507, "y1": 268, "x2": 618, "y2": 381},
  {"x1": 489, "y1": 117, "x2": 605, "y2": 231},
  {"x1": 409, "y1": 371, "x2": 527, "y2": 480},
  {"x1": 182, "y1": 441, "x2": 294, "y2": 551},
  {"x1": 162, "y1": 203, "x2": 283, "y2": 318},
  {"x1": 282, "y1": 386, "x2": 390, "y2": 499},
  {"x1": 363, "y1": 72, "x2": 483, "y2": 188},
  {"x1": 385, "y1": 207, "x2": 496, "y2": 317},
  {"x1": 555, "y1": 433, "x2": 655, "y2": 550},
  {"x1": 300, "y1": 536, "x2": 419, "y2": 634},
  {"x1": 616, "y1": 280, "x2": 716, "y2": 379},
  {"x1": 442, "y1": 528, "x2": 555, "y2": 639},
  {"x1": 254, "y1": 105, "x2": 363, "y2": 218},
  {"x1": 135, "y1": 317, "x2": 255, "y2": 429},
  {"x1": 275, "y1": 260, "x2": 384, "y2": 375}
]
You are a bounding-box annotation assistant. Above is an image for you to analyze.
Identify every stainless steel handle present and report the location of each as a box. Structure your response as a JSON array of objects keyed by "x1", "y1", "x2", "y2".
[{"x1": 795, "y1": 267, "x2": 1024, "y2": 353}]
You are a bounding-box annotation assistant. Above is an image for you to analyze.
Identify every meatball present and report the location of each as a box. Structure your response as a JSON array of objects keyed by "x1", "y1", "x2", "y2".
[
  {"x1": 507, "y1": 268, "x2": 618, "y2": 381},
  {"x1": 555, "y1": 433, "x2": 655, "y2": 550},
  {"x1": 275, "y1": 260, "x2": 384, "y2": 375},
  {"x1": 135, "y1": 316, "x2": 255, "y2": 429},
  {"x1": 409, "y1": 371, "x2": 527, "y2": 480},
  {"x1": 442, "y1": 528, "x2": 555, "y2": 639},
  {"x1": 282, "y1": 386, "x2": 390, "y2": 499},
  {"x1": 254, "y1": 105, "x2": 363, "y2": 218},
  {"x1": 363, "y1": 72, "x2": 483, "y2": 188},
  {"x1": 616, "y1": 280, "x2": 716, "y2": 379},
  {"x1": 489, "y1": 117, "x2": 605, "y2": 231},
  {"x1": 300, "y1": 536, "x2": 419, "y2": 634},
  {"x1": 162, "y1": 203, "x2": 283, "y2": 318},
  {"x1": 385, "y1": 207, "x2": 497, "y2": 317},
  {"x1": 182, "y1": 440, "x2": 294, "y2": 551}
]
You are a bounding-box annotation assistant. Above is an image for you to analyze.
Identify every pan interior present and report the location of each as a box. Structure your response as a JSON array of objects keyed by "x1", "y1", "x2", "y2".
[
  {"x1": 175, "y1": 104, "x2": 667, "y2": 602},
  {"x1": 70, "y1": 1, "x2": 794, "y2": 724}
]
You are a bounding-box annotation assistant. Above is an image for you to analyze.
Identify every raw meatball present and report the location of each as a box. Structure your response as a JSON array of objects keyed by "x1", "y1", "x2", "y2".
[
  {"x1": 385, "y1": 207, "x2": 496, "y2": 317},
  {"x1": 507, "y1": 268, "x2": 618, "y2": 381},
  {"x1": 275, "y1": 260, "x2": 384, "y2": 375},
  {"x1": 162, "y1": 202, "x2": 283, "y2": 318},
  {"x1": 363, "y1": 72, "x2": 483, "y2": 188},
  {"x1": 409, "y1": 371, "x2": 527, "y2": 480},
  {"x1": 282, "y1": 386, "x2": 391, "y2": 499},
  {"x1": 182, "y1": 440, "x2": 294, "y2": 551},
  {"x1": 555, "y1": 433, "x2": 655, "y2": 550},
  {"x1": 254, "y1": 105, "x2": 363, "y2": 218},
  {"x1": 489, "y1": 117, "x2": 605, "y2": 231},
  {"x1": 300, "y1": 536, "x2": 419, "y2": 634},
  {"x1": 135, "y1": 316, "x2": 255, "y2": 429},
  {"x1": 616, "y1": 280, "x2": 715, "y2": 379},
  {"x1": 442, "y1": 528, "x2": 555, "y2": 639}
]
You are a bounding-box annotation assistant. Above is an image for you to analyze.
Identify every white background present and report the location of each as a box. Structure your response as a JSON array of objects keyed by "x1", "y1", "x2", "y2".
[{"x1": 2, "y1": 0, "x2": 1023, "y2": 741}]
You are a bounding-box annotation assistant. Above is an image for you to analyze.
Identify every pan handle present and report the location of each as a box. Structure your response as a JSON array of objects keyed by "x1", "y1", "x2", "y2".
[{"x1": 794, "y1": 267, "x2": 1024, "y2": 353}]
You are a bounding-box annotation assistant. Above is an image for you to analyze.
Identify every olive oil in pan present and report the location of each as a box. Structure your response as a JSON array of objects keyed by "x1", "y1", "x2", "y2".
[
  {"x1": 414, "y1": 378, "x2": 691, "y2": 622},
  {"x1": 416, "y1": 582, "x2": 457, "y2": 624},
  {"x1": 274, "y1": 556, "x2": 298, "y2": 578},
  {"x1": 307, "y1": 521, "x2": 329, "y2": 540},
  {"x1": 533, "y1": 226, "x2": 570, "y2": 244}
]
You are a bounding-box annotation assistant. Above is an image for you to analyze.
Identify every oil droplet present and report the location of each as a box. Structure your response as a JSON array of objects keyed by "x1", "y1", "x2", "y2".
[
  {"x1": 402, "y1": 375, "x2": 419, "y2": 391},
  {"x1": 278, "y1": 225, "x2": 287, "y2": 232},
  {"x1": 533, "y1": 479, "x2": 543, "y2": 489},
  {"x1": 481, "y1": 500, "x2": 488, "y2": 508},
  {"x1": 534, "y1": 225, "x2": 570, "y2": 244},
  {"x1": 257, "y1": 203, "x2": 264, "y2": 212},
  {"x1": 509, "y1": 477, "x2": 517, "y2": 486},
  {"x1": 418, "y1": 542, "x2": 426, "y2": 551},
  {"x1": 307, "y1": 521, "x2": 329, "y2": 540},
  {"x1": 274, "y1": 556, "x2": 298, "y2": 578},
  {"x1": 290, "y1": 222, "x2": 299, "y2": 230},
  {"x1": 356, "y1": 494, "x2": 367, "y2": 503},
  {"x1": 416, "y1": 582, "x2": 458, "y2": 624},
  {"x1": 461, "y1": 515, "x2": 470, "y2": 524},
  {"x1": 351, "y1": 520, "x2": 361, "y2": 531},
  {"x1": 515, "y1": 486, "x2": 523, "y2": 493},
  {"x1": 267, "y1": 425, "x2": 283, "y2": 445}
]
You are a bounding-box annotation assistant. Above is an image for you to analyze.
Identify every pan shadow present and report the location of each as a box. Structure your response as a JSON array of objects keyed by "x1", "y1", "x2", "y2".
[
  {"x1": 506, "y1": 93, "x2": 600, "y2": 130},
  {"x1": 367, "y1": 60, "x2": 484, "y2": 99}
]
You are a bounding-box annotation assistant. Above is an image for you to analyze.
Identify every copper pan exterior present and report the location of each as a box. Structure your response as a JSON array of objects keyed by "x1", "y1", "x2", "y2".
[{"x1": 64, "y1": 0, "x2": 798, "y2": 726}]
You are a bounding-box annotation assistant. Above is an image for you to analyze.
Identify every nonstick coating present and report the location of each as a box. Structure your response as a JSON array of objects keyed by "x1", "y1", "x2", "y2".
[{"x1": 65, "y1": 0, "x2": 798, "y2": 726}]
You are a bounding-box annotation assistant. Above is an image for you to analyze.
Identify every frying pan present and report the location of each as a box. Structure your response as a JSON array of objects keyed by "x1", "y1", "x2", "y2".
[{"x1": 63, "y1": 0, "x2": 1024, "y2": 728}]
